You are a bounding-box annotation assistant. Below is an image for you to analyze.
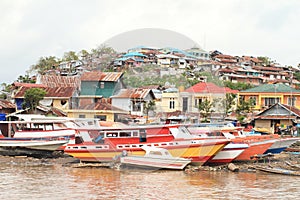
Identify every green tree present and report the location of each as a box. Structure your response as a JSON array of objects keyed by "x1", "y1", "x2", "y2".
[
  {"x1": 144, "y1": 100, "x2": 156, "y2": 123},
  {"x1": 294, "y1": 72, "x2": 300, "y2": 82},
  {"x1": 198, "y1": 99, "x2": 215, "y2": 122},
  {"x1": 257, "y1": 56, "x2": 273, "y2": 66},
  {"x1": 30, "y1": 56, "x2": 59, "y2": 75},
  {"x1": 62, "y1": 51, "x2": 78, "y2": 61},
  {"x1": 223, "y1": 93, "x2": 237, "y2": 117},
  {"x1": 23, "y1": 88, "x2": 47, "y2": 113},
  {"x1": 17, "y1": 74, "x2": 35, "y2": 83},
  {"x1": 236, "y1": 98, "x2": 255, "y2": 123},
  {"x1": 91, "y1": 44, "x2": 116, "y2": 57},
  {"x1": 0, "y1": 83, "x2": 13, "y2": 99},
  {"x1": 79, "y1": 49, "x2": 90, "y2": 58},
  {"x1": 223, "y1": 81, "x2": 253, "y2": 91}
]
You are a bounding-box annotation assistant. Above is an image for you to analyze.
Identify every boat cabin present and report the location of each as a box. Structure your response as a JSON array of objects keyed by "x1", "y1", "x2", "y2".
[{"x1": 0, "y1": 120, "x2": 69, "y2": 137}]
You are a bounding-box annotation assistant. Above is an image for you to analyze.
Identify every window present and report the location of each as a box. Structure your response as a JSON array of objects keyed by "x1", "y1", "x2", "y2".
[
  {"x1": 132, "y1": 102, "x2": 141, "y2": 111},
  {"x1": 169, "y1": 98, "x2": 175, "y2": 109},
  {"x1": 79, "y1": 114, "x2": 86, "y2": 118},
  {"x1": 249, "y1": 96, "x2": 257, "y2": 106},
  {"x1": 195, "y1": 98, "x2": 204, "y2": 108},
  {"x1": 264, "y1": 98, "x2": 280, "y2": 107},
  {"x1": 182, "y1": 97, "x2": 188, "y2": 112},
  {"x1": 100, "y1": 82, "x2": 105, "y2": 89},
  {"x1": 288, "y1": 97, "x2": 296, "y2": 106},
  {"x1": 95, "y1": 115, "x2": 106, "y2": 121}
]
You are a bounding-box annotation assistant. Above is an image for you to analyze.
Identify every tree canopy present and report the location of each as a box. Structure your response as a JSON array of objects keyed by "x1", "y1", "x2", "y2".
[
  {"x1": 23, "y1": 88, "x2": 47, "y2": 113},
  {"x1": 30, "y1": 56, "x2": 59, "y2": 75}
]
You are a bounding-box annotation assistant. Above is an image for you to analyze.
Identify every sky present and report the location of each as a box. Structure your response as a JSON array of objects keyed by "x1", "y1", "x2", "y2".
[{"x1": 0, "y1": 0, "x2": 300, "y2": 84}]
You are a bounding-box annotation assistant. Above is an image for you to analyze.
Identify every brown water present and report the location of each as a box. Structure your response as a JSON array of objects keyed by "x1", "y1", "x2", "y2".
[{"x1": 1, "y1": 158, "x2": 300, "y2": 200}]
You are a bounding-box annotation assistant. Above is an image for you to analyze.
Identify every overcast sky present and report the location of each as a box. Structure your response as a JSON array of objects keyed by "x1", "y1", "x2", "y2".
[{"x1": 1, "y1": 0, "x2": 299, "y2": 84}]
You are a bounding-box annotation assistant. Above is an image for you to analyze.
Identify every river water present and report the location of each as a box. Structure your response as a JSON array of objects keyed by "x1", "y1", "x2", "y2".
[{"x1": 0, "y1": 157, "x2": 300, "y2": 200}]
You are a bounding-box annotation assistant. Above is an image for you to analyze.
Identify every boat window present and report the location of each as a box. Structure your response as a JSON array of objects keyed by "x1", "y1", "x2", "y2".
[
  {"x1": 120, "y1": 131, "x2": 131, "y2": 137},
  {"x1": 132, "y1": 131, "x2": 139, "y2": 137},
  {"x1": 149, "y1": 151, "x2": 162, "y2": 156},
  {"x1": 75, "y1": 136, "x2": 84, "y2": 144},
  {"x1": 106, "y1": 132, "x2": 118, "y2": 137},
  {"x1": 53, "y1": 123, "x2": 67, "y2": 130},
  {"x1": 44, "y1": 124, "x2": 54, "y2": 131},
  {"x1": 139, "y1": 129, "x2": 147, "y2": 142}
]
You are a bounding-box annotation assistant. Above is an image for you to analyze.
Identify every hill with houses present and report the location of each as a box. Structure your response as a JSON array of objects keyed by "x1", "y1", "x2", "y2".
[{"x1": 1, "y1": 45, "x2": 300, "y2": 134}]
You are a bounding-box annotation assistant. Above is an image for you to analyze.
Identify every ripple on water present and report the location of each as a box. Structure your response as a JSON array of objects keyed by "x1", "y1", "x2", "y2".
[{"x1": 1, "y1": 160, "x2": 300, "y2": 200}]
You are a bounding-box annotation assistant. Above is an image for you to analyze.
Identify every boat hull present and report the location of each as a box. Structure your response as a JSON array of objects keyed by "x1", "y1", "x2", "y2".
[
  {"x1": 120, "y1": 156, "x2": 191, "y2": 170},
  {"x1": 206, "y1": 143, "x2": 249, "y2": 165},
  {"x1": 64, "y1": 139, "x2": 229, "y2": 166},
  {"x1": 0, "y1": 139, "x2": 69, "y2": 151},
  {"x1": 233, "y1": 139, "x2": 276, "y2": 161},
  {"x1": 265, "y1": 137, "x2": 299, "y2": 154}
]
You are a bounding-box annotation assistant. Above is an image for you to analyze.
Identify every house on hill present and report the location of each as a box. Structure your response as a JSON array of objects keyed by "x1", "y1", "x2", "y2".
[
  {"x1": 180, "y1": 82, "x2": 238, "y2": 118},
  {"x1": 79, "y1": 71, "x2": 125, "y2": 107},
  {"x1": 12, "y1": 83, "x2": 79, "y2": 111},
  {"x1": 238, "y1": 83, "x2": 300, "y2": 111},
  {"x1": 65, "y1": 100, "x2": 128, "y2": 122},
  {"x1": 254, "y1": 103, "x2": 300, "y2": 134},
  {"x1": 111, "y1": 88, "x2": 155, "y2": 117}
]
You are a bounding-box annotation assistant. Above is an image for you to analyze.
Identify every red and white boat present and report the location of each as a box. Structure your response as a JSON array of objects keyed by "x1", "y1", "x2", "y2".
[
  {"x1": 188, "y1": 125, "x2": 277, "y2": 162},
  {"x1": 0, "y1": 136, "x2": 69, "y2": 151},
  {"x1": 0, "y1": 120, "x2": 77, "y2": 151},
  {"x1": 64, "y1": 125, "x2": 230, "y2": 166},
  {"x1": 207, "y1": 142, "x2": 249, "y2": 164}
]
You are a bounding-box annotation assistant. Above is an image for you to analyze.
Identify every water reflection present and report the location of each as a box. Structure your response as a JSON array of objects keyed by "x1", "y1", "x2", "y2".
[{"x1": 1, "y1": 160, "x2": 300, "y2": 200}]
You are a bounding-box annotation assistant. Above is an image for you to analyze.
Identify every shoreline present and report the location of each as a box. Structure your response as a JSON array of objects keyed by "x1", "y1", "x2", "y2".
[{"x1": 1, "y1": 151, "x2": 300, "y2": 174}]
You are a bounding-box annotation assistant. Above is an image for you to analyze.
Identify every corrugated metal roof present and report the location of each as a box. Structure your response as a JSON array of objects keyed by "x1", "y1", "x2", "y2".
[
  {"x1": 0, "y1": 99, "x2": 15, "y2": 109},
  {"x1": 13, "y1": 86, "x2": 77, "y2": 98},
  {"x1": 112, "y1": 88, "x2": 152, "y2": 99},
  {"x1": 13, "y1": 82, "x2": 46, "y2": 88},
  {"x1": 81, "y1": 71, "x2": 123, "y2": 82},
  {"x1": 38, "y1": 75, "x2": 81, "y2": 88},
  {"x1": 255, "y1": 103, "x2": 300, "y2": 119},
  {"x1": 77, "y1": 102, "x2": 126, "y2": 113},
  {"x1": 240, "y1": 83, "x2": 300, "y2": 93}
]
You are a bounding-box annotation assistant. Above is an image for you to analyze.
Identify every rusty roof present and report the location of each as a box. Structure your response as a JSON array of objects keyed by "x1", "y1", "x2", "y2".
[
  {"x1": 252, "y1": 66, "x2": 283, "y2": 72},
  {"x1": 13, "y1": 82, "x2": 46, "y2": 88},
  {"x1": 13, "y1": 86, "x2": 77, "y2": 98},
  {"x1": 38, "y1": 75, "x2": 81, "y2": 88},
  {"x1": 0, "y1": 99, "x2": 15, "y2": 109},
  {"x1": 77, "y1": 102, "x2": 126, "y2": 113},
  {"x1": 37, "y1": 105, "x2": 67, "y2": 117},
  {"x1": 81, "y1": 71, "x2": 123, "y2": 82},
  {"x1": 112, "y1": 88, "x2": 153, "y2": 99}
]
